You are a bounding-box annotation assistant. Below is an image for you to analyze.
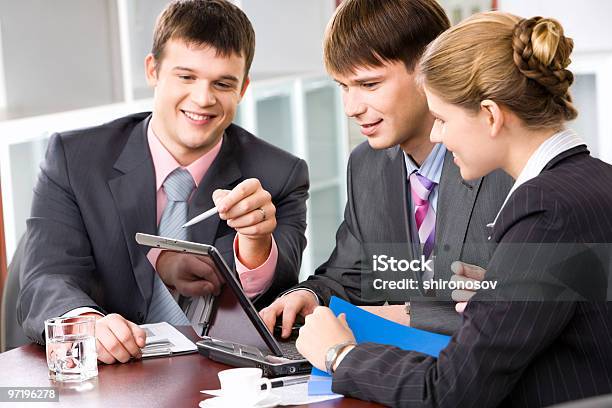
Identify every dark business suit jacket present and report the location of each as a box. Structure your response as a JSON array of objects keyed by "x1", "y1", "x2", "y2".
[
  {"x1": 298, "y1": 141, "x2": 512, "y2": 334},
  {"x1": 17, "y1": 112, "x2": 309, "y2": 344},
  {"x1": 333, "y1": 146, "x2": 612, "y2": 407}
]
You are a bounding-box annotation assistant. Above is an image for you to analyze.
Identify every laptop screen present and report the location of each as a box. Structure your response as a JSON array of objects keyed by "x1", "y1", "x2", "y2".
[{"x1": 134, "y1": 233, "x2": 284, "y2": 356}]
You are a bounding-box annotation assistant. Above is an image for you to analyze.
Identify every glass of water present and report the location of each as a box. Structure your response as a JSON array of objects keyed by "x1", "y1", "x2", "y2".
[{"x1": 45, "y1": 316, "x2": 98, "y2": 382}]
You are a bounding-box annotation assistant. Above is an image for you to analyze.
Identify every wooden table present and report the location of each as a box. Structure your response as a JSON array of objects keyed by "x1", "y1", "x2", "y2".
[{"x1": 0, "y1": 327, "x2": 381, "y2": 407}]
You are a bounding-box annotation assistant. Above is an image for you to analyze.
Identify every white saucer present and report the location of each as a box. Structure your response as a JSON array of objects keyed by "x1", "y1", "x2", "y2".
[{"x1": 199, "y1": 393, "x2": 281, "y2": 408}]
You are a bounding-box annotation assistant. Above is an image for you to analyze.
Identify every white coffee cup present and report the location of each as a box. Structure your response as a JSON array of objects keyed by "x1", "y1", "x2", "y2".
[{"x1": 217, "y1": 368, "x2": 271, "y2": 404}]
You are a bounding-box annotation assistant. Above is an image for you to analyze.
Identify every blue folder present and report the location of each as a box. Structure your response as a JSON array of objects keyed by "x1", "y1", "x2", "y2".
[{"x1": 308, "y1": 296, "x2": 452, "y2": 395}]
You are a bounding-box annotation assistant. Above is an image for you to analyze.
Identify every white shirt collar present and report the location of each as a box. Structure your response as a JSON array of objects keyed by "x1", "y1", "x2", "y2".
[{"x1": 487, "y1": 128, "x2": 585, "y2": 228}]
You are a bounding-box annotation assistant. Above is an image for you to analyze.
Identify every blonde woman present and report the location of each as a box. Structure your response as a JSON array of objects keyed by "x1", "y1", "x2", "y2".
[{"x1": 296, "y1": 12, "x2": 612, "y2": 407}]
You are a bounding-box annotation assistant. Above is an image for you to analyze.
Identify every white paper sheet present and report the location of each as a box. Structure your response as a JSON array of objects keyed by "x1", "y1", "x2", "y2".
[{"x1": 201, "y1": 376, "x2": 343, "y2": 406}]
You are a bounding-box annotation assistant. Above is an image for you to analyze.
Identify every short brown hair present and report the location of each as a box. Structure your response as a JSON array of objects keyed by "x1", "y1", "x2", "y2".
[
  {"x1": 152, "y1": 0, "x2": 255, "y2": 80},
  {"x1": 419, "y1": 11, "x2": 577, "y2": 130},
  {"x1": 323, "y1": 0, "x2": 450, "y2": 75}
]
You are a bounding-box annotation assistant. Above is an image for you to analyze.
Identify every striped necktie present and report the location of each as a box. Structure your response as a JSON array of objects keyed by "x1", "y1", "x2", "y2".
[
  {"x1": 409, "y1": 172, "x2": 437, "y2": 260},
  {"x1": 146, "y1": 168, "x2": 194, "y2": 326}
]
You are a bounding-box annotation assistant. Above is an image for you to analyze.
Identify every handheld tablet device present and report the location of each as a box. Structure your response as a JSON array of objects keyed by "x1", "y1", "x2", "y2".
[{"x1": 135, "y1": 233, "x2": 311, "y2": 376}]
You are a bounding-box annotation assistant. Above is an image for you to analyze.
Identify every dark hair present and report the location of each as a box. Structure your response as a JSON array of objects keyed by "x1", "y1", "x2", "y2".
[
  {"x1": 324, "y1": 0, "x2": 450, "y2": 75},
  {"x1": 152, "y1": 0, "x2": 255, "y2": 81}
]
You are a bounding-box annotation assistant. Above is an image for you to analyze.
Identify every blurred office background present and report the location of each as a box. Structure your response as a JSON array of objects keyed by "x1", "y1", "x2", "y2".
[{"x1": 0, "y1": 0, "x2": 610, "y2": 288}]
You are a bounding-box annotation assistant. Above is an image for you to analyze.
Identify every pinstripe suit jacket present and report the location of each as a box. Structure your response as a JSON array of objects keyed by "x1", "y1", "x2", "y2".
[{"x1": 332, "y1": 146, "x2": 612, "y2": 407}]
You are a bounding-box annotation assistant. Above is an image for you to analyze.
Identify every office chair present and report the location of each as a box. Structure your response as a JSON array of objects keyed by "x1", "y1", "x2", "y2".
[{"x1": 0, "y1": 234, "x2": 29, "y2": 352}]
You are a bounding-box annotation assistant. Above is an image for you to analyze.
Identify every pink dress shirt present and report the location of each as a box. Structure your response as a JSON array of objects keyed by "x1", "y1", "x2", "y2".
[
  {"x1": 146, "y1": 124, "x2": 277, "y2": 298},
  {"x1": 64, "y1": 123, "x2": 278, "y2": 318}
]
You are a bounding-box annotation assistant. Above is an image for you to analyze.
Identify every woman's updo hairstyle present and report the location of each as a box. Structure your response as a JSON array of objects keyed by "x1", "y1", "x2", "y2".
[{"x1": 419, "y1": 12, "x2": 577, "y2": 130}]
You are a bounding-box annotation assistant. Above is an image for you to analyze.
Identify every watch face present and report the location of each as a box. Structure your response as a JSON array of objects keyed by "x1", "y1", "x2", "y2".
[
  {"x1": 325, "y1": 342, "x2": 356, "y2": 375},
  {"x1": 324, "y1": 346, "x2": 337, "y2": 374}
]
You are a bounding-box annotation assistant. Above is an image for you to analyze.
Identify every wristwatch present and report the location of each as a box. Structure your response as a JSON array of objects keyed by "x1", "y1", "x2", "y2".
[{"x1": 324, "y1": 341, "x2": 356, "y2": 375}]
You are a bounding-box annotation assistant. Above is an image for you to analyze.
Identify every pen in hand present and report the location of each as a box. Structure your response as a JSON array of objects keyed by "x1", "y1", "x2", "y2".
[{"x1": 182, "y1": 206, "x2": 219, "y2": 228}]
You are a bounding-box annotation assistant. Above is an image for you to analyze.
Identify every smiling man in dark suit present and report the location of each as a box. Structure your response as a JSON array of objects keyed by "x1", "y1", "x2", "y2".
[
  {"x1": 260, "y1": 0, "x2": 512, "y2": 337},
  {"x1": 17, "y1": 0, "x2": 308, "y2": 364}
]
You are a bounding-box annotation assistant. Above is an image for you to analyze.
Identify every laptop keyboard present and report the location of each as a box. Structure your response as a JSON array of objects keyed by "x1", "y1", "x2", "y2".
[{"x1": 278, "y1": 341, "x2": 304, "y2": 360}]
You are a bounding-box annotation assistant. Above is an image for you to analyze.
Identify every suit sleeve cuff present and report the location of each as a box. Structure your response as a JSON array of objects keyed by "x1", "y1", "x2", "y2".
[
  {"x1": 234, "y1": 235, "x2": 278, "y2": 298},
  {"x1": 281, "y1": 287, "x2": 321, "y2": 305}
]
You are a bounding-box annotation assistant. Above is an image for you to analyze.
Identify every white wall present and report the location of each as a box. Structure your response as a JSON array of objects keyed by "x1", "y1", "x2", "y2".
[
  {"x1": 0, "y1": 18, "x2": 6, "y2": 113},
  {"x1": 239, "y1": 0, "x2": 335, "y2": 78},
  {"x1": 0, "y1": 0, "x2": 123, "y2": 119},
  {"x1": 499, "y1": 0, "x2": 612, "y2": 53}
]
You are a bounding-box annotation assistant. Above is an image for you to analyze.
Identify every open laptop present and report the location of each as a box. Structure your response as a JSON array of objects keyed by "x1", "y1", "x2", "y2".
[{"x1": 135, "y1": 233, "x2": 311, "y2": 377}]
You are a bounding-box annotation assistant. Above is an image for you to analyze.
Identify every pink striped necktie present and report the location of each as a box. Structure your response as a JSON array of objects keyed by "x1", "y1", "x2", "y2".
[{"x1": 409, "y1": 172, "x2": 437, "y2": 259}]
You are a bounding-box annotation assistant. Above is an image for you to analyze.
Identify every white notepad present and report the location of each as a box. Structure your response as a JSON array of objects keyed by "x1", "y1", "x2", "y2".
[{"x1": 139, "y1": 322, "x2": 198, "y2": 358}]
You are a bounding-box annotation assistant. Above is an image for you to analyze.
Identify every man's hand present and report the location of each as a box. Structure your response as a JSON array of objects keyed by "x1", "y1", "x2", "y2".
[
  {"x1": 81, "y1": 313, "x2": 146, "y2": 364},
  {"x1": 450, "y1": 261, "x2": 486, "y2": 313},
  {"x1": 295, "y1": 307, "x2": 356, "y2": 372},
  {"x1": 358, "y1": 305, "x2": 410, "y2": 326},
  {"x1": 213, "y1": 178, "x2": 276, "y2": 269},
  {"x1": 259, "y1": 290, "x2": 318, "y2": 338},
  {"x1": 156, "y1": 251, "x2": 223, "y2": 297}
]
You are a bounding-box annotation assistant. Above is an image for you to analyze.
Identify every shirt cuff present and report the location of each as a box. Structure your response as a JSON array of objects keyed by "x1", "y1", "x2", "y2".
[
  {"x1": 62, "y1": 307, "x2": 104, "y2": 318},
  {"x1": 147, "y1": 248, "x2": 164, "y2": 271},
  {"x1": 234, "y1": 235, "x2": 278, "y2": 298},
  {"x1": 333, "y1": 344, "x2": 356, "y2": 372}
]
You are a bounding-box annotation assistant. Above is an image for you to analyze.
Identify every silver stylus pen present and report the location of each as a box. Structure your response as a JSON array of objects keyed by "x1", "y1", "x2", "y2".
[{"x1": 182, "y1": 206, "x2": 219, "y2": 228}]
